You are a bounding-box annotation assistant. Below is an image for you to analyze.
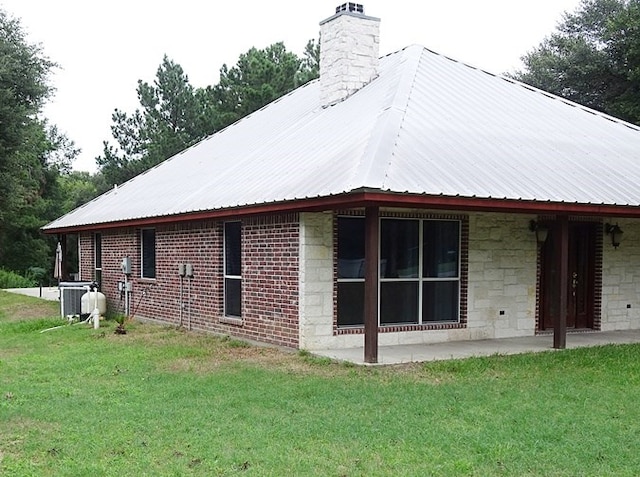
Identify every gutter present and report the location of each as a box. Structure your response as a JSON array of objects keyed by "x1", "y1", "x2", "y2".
[{"x1": 42, "y1": 190, "x2": 640, "y2": 234}]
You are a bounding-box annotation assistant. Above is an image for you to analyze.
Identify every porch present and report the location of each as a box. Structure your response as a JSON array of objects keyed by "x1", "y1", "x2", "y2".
[{"x1": 313, "y1": 329, "x2": 640, "y2": 365}]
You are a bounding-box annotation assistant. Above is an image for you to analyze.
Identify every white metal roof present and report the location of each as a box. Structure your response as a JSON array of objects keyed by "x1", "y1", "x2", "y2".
[{"x1": 44, "y1": 45, "x2": 640, "y2": 231}]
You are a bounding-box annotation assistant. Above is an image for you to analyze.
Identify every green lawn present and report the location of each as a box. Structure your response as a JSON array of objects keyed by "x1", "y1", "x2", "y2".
[{"x1": 2, "y1": 290, "x2": 640, "y2": 476}]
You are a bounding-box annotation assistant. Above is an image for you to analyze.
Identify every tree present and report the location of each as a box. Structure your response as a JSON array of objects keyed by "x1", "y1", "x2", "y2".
[
  {"x1": 96, "y1": 56, "x2": 217, "y2": 186},
  {"x1": 512, "y1": 0, "x2": 640, "y2": 125},
  {"x1": 1, "y1": 120, "x2": 80, "y2": 270},
  {"x1": 0, "y1": 9, "x2": 52, "y2": 230},
  {"x1": 212, "y1": 42, "x2": 311, "y2": 126},
  {"x1": 58, "y1": 170, "x2": 99, "y2": 212},
  {"x1": 0, "y1": 9, "x2": 78, "y2": 275},
  {"x1": 97, "y1": 40, "x2": 320, "y2": 186},
  {"x1": 295, "y1": 38, "x2": 321, "y2": 87}
]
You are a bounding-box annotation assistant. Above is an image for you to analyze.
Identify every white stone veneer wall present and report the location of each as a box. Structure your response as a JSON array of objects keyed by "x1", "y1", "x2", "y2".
[
  {"x1": 299, "y1": 211, "x2": 541, "y2": 351},
  {"x1": 298, "y1": 213, "x2": 335, "y2": 349},
  {"x1": 466, "y1": 213, "x2": 538, "y2": 339},
  {"x1": 601, "y1": 219, "x2": 640, "y2": 330}
]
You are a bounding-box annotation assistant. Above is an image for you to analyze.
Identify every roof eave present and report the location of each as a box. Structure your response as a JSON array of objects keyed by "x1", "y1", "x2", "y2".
[{"x1": 42, "y1": 191, "x2": 640, "y2": 234}]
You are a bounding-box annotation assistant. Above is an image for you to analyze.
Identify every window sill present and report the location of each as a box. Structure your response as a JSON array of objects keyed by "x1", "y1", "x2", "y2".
[
  {"x1": 220, "y1": 316, "x2": 243, "y2": 326},
  {"x1": 336, "y1": 322, "x2": 465, "y2": 335}
]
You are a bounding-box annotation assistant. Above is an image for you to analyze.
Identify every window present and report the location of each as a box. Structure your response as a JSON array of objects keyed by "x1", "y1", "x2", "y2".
[
  {"x1": 337, "y1": 216, "x2": 461, "y2": 327},
  {"x1": 94, "y1": 233, "x2": 102, "y2": 288},
  {"x1": 422, "y1": 220, "x2": 460, "y2": 322},
  {"x1": 141, "y1": 229, "x2": 156, "y2": 279},
  {"x1": 224, "y1": 222, "x2": 241, "y2": 317},
  {"x1": 380, "y1": 219, "x2": 420, "y2": 324},
  {"x1": 337, "y1": 217, "x2": 365, "y2": 326}
]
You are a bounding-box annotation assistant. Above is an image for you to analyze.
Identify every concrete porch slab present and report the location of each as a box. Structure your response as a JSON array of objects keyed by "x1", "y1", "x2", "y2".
[{"x1": 312, "y1": 329, "x2": 640, "y2": 365}]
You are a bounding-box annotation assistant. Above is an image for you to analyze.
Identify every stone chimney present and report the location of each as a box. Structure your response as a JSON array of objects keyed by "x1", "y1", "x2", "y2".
[{"x1": 319, "y1": 3, "x2": 380, "y2": 107}]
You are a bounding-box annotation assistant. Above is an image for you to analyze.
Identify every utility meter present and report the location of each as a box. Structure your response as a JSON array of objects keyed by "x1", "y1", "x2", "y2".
[
  {"x1": 121, "y1": 256, "x2": 132, "y2": 275},
  {"x1": 185, "y1": 263, "x2": 194, "y2": 278}
]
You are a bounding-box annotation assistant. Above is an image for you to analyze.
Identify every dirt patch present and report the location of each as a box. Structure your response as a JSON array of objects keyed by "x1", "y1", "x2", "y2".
[
  {"x1": 0, "y1": 347, "x2": 22, "y2": 360},
  {"x1": 100, "y1": 321, "x2": 447, "y2": 382},
  {"x1": 111, "y1": 323, "x2": 354, "y2": 377},
  {"x1": 0, "y1": 417, "x2": 58, "y2": 460},
  {"x1": 164, "y1": 345, "x2": 314, "y2": 374},
  {"x1": 0, "y1": 297, "x2": 59, "y2": 322}
]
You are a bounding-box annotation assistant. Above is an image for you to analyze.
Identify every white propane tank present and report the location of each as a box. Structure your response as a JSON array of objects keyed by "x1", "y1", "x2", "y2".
[{"x1": 81, "y1": 291, "x2": 107, "y2": 316}]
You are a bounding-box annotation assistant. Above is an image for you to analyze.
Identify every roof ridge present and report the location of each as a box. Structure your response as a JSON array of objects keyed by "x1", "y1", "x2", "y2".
[
  {"x1": 420, "y1": 44, "x2": 640, "y2": 133},
  {"x1": 351, "y1": 45, "x2": 423, "y2": 190},
  {"x1": 498, "y1": 75, "x2": 640, "y2": 132}
]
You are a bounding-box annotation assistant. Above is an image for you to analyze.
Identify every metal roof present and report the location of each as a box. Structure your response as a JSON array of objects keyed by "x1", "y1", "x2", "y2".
[{"x1": 44, "y1": 45, "x2": 640, "y2": 231}]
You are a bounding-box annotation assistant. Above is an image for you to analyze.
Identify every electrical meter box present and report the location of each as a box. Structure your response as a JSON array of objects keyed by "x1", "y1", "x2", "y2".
[{"x1": 121, "y1": 256, "x2": 132, "y2": 275}]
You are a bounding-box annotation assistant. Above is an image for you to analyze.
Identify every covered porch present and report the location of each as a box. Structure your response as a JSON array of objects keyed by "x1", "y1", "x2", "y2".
[{"x1": 313, "y1": 329, "x2": 640, "y2": 365}]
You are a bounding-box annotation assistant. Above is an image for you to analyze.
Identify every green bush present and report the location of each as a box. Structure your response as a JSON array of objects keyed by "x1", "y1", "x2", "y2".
[{"x1": 0, "y1": 268, "x2": 36, "y2": 288}]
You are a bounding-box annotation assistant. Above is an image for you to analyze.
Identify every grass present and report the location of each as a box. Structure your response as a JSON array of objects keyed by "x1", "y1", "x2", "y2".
[{"x1": 2, "y1": 290, "x2": 640, "y2": 476}]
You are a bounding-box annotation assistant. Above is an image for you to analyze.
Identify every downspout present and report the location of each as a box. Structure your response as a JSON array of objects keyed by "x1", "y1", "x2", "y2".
[{"x1": 186, "y1": 263, "x2": 194, "y2": 330}]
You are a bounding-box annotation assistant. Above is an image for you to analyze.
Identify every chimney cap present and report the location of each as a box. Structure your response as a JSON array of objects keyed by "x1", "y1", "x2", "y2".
[
  {"x1": 335, "y1": 3, "x2": 364, "y2": 14},
  {"x1": 320, "y1": 3, "x2": 378, "y2": 25}
]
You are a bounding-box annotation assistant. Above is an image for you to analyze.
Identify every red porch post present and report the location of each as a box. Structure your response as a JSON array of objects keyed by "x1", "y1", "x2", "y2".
[
  {"x1": 554, "y1": 215, "x2": 568, "y2": 349},
  {"x1": 364, "y1": 206, "x2": 379, "y2": 363}
]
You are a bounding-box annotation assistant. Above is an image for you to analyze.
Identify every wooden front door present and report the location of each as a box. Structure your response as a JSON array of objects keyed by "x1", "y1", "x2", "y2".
[{"x1": 540, "y1": 222, "x2": 597, "y2": 330}]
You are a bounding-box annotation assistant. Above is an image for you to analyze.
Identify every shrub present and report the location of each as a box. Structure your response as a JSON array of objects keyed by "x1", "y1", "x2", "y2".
[{"x1": 0, "y1": 269, "x2": 37, "y2": 288}]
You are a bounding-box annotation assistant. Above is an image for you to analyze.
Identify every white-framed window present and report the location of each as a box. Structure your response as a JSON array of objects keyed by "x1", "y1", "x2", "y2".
[
  {"x1": 224, "y1": 221, "x2": 241, "y2": 317},
  {"x1": 94, "y1": 232, "x2": 102, "y2": 288},
  {"x1": 141, "y1": 228, "x2": 156, "y2": 279},
  {"x1": 337, "y1": 216, "x2": 461, "y2": 327}
]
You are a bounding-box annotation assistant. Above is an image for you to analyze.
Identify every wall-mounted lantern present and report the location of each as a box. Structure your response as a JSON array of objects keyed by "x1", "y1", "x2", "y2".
[
  {"x1": 529, "y1": 220, "x2": 549, "y2": 245},
  {"x1": 605, "y1": 223, "x2": 623, "y2": 249}
]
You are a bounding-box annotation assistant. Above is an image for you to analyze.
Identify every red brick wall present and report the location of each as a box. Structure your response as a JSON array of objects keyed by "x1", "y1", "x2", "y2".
[
  {"x1": 242, "y1": 214, "x2": 300, "y2": 347},
  {"x1": 78, "y1": 214, "x2": 300, "y2": 348},
  {"x1": 79, "y1": 233, "x2": 93, "y2": 282}
]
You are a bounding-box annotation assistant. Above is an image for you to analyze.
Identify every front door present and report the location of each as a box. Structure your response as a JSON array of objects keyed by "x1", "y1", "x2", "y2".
[{"x1": 540, "y1": 222, "x2": 597, "y2": 331}]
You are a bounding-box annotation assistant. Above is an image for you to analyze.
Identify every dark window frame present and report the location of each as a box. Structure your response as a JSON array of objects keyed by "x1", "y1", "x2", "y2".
[
  {"x1": 224, "y1": 221, "x2": 242, "y2": 318},
  {"x1": 141, "y1": 228, "x2": 156, "y2": 279},
  {"x1": 336, "y1": 215, "x2": 462, "y2": 328}
]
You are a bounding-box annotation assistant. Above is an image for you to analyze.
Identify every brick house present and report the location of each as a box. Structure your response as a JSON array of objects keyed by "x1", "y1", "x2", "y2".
[{"x1": 44, "y1": 4, "x2": 640, "y2": 362}]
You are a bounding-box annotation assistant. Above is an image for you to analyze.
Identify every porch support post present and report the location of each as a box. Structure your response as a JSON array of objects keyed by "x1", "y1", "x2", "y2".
[
  {"x1": 364, "y1": 206, "x2": 379, "y2": 364},
  {"x1": 554, "y1": 215, "x2": 568, "y2": 349}
]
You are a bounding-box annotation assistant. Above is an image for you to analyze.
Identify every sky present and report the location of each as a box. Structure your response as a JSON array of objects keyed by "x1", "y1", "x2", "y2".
[{"x1": 1, "y1": 0, "x2": 584, "y2": 173}]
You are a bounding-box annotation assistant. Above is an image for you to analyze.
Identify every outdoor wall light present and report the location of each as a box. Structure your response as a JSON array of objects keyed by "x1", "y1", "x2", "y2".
[
  {"x1": 605, "y1": 223, "x2": 623, "y2": 248},
  {"x1": 529, "y1": 220, "x2": 549, "y2": 245}
]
